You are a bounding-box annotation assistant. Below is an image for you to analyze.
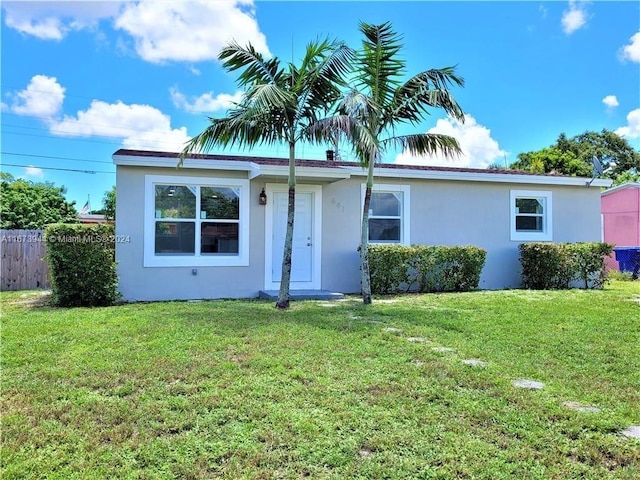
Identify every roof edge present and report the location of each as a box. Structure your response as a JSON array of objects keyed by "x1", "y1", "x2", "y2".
[
  {"x1": 112, "y1": 148, "x2": 613, "y2": 188},
  {"x1": 601, "y1": 182, "x2": 640, "y2": 196}
]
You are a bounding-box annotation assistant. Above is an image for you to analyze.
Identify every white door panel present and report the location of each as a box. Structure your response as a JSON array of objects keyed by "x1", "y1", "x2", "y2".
[{"x1": 272, "y1": 192, "x2": 313, "y2": 284}]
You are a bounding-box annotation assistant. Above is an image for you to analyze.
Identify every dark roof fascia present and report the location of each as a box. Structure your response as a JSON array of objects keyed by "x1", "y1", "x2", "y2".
[{"x1": 112, "y1": 148, "x2": 613, "y2": 187}]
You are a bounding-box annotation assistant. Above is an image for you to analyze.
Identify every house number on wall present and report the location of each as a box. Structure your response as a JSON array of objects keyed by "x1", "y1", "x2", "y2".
[{"x1": 330, "y1": 197, "x2": 345, "y2": 212}]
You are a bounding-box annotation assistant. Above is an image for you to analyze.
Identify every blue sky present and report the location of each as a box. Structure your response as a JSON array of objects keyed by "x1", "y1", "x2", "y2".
[{"x1": 1, "y1": 0, "x2": 639, "y2": 211}]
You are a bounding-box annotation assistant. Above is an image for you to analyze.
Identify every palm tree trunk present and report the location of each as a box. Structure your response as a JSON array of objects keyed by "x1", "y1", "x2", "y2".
[
  {"x1": 360, "y1": 158, "x2": 375, "y2": 304},
  {"x1": 275, "y1": 141, "x2": 296, "y2": 309}
]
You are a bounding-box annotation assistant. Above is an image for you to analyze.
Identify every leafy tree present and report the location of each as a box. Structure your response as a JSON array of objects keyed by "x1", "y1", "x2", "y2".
[
  {"x1": 181, "y1": 39, "x2": 353, "y2": 309},
  {"x1": 0, "y1": 177, "x2": 78, "y2": 229},
  {"x1": 509, "y1": 146, "x2": 590, "y2": 176},
  {"x1": 612, "y1": 169, "x2": 640, "y2": 186},
  {"x1": 102, "y1": 186, "x2": 116, "y2": 220},
  {"x1": 567, "y1": 130, "x2": 639, "y2": 176},
  {"x1": 510, "y1": 130, "x2": 640, "y2": 182},
  {"x1": 338, "y1": 22, "x2": 465, "y2": 304}
]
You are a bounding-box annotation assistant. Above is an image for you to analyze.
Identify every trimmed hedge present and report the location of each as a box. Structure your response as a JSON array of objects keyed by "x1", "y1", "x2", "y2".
[
  {"x1": 519, "y1": 242, "x2": 613, "y2": 290},
  {"x1": 369, "y1": 245, "x2": 487, "y2": 294},
  {"x1": 45, "y1": 224, "x2": 119, "y2": 307}
]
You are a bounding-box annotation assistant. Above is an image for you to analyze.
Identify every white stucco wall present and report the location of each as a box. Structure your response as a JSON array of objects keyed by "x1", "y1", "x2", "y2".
[
  {"x1": 320, "y1": 178, "x2": 602, "y2": 292},
  {"x1": 116, "y1": 166, "x2": 268, "y2": 301},
  {"x1": 116, "y1": 164, "x2": 604, "y2": 300}
]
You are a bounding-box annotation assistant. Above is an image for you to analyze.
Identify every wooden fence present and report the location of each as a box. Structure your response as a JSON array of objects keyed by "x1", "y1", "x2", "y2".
[{"x1": 1, "y1": 230, "x2": 50, "y2": 291}]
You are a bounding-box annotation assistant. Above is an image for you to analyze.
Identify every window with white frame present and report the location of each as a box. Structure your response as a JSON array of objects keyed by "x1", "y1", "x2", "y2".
[
  {"x1": 510, "y1": 190, "x2": 552, "y2": 241},
  {"x1": 144, "y1": 175, "x2": 249, "y2": 267},
  {"x1": 362, "y1": 184, "x2": 410, "y2": 245}
]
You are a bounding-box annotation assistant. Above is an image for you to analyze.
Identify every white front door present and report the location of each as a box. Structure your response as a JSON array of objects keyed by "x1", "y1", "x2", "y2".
[{"x1": 265, "y1": 184, "x2": 322, "y2": 290}]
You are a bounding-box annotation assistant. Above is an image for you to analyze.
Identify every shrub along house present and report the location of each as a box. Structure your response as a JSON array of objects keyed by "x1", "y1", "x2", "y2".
[{"x1": 113, "y1": 149, "x2": 611, "y2": 301}]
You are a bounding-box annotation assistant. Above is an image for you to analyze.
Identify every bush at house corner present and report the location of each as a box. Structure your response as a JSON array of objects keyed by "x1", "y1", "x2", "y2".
[
  {"x1": 45, "y1": 224, "x2": 119, "y2": 307},
  {"x1": 519, "y1": 242, "x2": 614, "y2": 290}
]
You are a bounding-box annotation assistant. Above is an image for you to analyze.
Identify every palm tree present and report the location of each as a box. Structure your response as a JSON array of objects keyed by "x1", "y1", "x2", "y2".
[
  {"x1": 343, "y1": 21, "x2": 466, "y2": 304},
  {"x1": 180, "y1": 39, "x2": 353, "y2": 309}
]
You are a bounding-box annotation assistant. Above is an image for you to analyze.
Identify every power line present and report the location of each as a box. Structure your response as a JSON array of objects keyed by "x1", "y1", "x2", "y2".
[
  {"x1": 1, "y1": 151, "x2": 112, "y2": 165},
  {"x1": 1, "y1": 119, "x2": 197, "y2": 148},
  {"x1": 2, "y1": 130, "x2": 133, "y2": 149},
  {"x1": 0, "y1": 128, "x2": 299, "y2": 158},
  {"x1": 1, "y1": 163, "x2": 114, "y2": 174},
  {"x1": 1, "y1": 127, "x2": 190, "y2": 152}
]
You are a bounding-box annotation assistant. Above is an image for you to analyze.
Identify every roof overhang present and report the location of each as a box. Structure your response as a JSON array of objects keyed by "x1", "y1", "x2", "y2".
[
  {"x1": 113, "y1": 151, "x2": 613, "y2": 189},
  {"x1": 113, "y1": 152, "x2": 350, "y2": 183},
  {"x1": 344, "y1": 166, "x2": 613, "y2": 188},
  {"x1": 248, "y1": 164, "x2": 350, "y2": 182},
  {"x1": 113, "y1": 153, "x2": 255, "y2": 174},
  {"x1": 601, "y1": 182, "x2": 640, "y2": 196}
]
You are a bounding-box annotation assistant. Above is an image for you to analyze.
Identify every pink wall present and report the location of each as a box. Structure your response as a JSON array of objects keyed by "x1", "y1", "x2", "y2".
[{"x1": 601, "y1": 184, "x2": 640, "y2": 270}]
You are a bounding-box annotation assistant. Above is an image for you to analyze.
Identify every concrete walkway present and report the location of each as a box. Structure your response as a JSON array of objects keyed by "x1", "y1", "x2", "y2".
[{"x1": 258, "y1": 289, "x2": 344, "y2": 301}]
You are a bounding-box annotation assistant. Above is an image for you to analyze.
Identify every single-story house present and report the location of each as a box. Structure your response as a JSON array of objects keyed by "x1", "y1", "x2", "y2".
[
  {"x1": 114, "y1": 149, "x2": 611, "y2": 301},
  {"x1": 601, "y1": 182, "x2": 640, "y2": 270}
]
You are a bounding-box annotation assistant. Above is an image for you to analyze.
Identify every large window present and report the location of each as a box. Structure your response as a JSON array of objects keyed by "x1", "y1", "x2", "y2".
[
  {"x1": 510, "y1": 190, "x2": 552, "y2": 241},
  {"x1": 144, "y1": 175, "x2": 249, "y2": 267},
  {"x1": 362, "y1": 184, "x2": 410, "y2": 245}
]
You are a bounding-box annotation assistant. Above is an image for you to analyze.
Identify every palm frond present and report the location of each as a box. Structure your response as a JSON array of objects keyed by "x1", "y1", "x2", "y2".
[
  {"x1": 243, "y1": 83, "x2": 295, "y2": 114},
  {"x1": 305, "y1": 43, "x2": 353, "y2": 106},
  {"x1": 339, "y1": 89, "x2": 380, "y2": 122},
  {"x1": 303, "y1": 114, "x2": 357, "y2": 145},
  {"x1": 294, "y1": 41, "x2": 355, "y2": 126},
  {"x1": 179, "y1": 103, "x2": 287, "y2": 164},
  {"x1": 348, "y1": 124, "x2": 382, "y2": 166},
  {"x1": 219, "y1": 41, "x2": 283, "y2": 87},
  {"x1": 356, "y1": 22, "x2": 404, "y2": 110},
  {"x1": 386, "y1": 68, "x2": 465, "y2": 125},
  {"x1": 382, "y1": 133, "x2": 462, "y2": 159}
]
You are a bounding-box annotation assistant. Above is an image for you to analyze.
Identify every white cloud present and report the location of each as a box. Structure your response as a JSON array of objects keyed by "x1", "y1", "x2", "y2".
[
  {"x1": 615, "y1": 108, "x2": 640, "y2": 139},
  {"x1": 561, "y1": 1, "x2": 589, "y2": 35},
  {"x1": 619, "y1": 31, "x2": 640, "y2": 63},
  {"x1": 2, "y1": 1, "x2": 122, "y2": 40},
  {"x1": 602, "y1": 95, "x2": 619, "y2": 108},
  {"x1": 51, "y1": 100, "x2": 191, "y2": 151},
  {"x1": 114, "y1": 0, "x2": 270, "y2": 63},
  {"x1": 2, "y1": 1, "x2": 270, "y2": 65},
  {"x1": 25, "y1": 166, "x2": 44, "y2": 178},
  {"x1": 9, "y1": 75, "x2": 65, "y2": 119},
  {"x1": 394, "y1": 114, "x2": 506, "y2": 169},
  {"x1": 170, "y1": 87, "x2": 243, "y2": 113}
]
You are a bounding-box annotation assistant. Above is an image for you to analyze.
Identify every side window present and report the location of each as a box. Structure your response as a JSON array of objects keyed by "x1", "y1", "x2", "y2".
[
  {"x1": 363, "y1": 184, "x2": 410, "y2": 245},
  {"x1": 510, "y1": 190, "x2": 552, "y2": 241},
  {"x1": 369, "y1": 192, "x2": 402, "y2": 243}
]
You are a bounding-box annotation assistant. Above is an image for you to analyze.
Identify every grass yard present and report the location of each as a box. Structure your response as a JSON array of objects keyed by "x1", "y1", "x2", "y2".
[{"x1": 1, "y1": 282, "x2": 639, "y2": 479}]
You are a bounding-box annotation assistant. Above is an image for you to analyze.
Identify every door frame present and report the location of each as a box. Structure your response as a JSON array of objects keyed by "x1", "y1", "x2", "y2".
[{"x1": 264, "y1": 183, "x2": 322, "y2": 290}]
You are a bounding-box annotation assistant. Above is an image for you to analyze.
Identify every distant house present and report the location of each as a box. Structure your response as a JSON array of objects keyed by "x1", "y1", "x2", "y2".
[
  {"x1": 601, "y1": 182, "x2": 640, "y2": 270},
  {"x1": 113, "y1": 149, "x2": 611, "y2": 301},
  {"x1": 78, "y1": 214, "x2": 110, "y2": 224}
]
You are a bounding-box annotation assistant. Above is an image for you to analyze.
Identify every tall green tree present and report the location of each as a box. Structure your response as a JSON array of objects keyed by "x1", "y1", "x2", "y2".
[
  {"x1": 509, "y1": 146, "x2": 590, "y2": 176},
  {"x1": 0, "y1": 177, "x2": 78, "y2": 229},
  {"x1": 339, "y1": 22, "x2": 465, "y2": 304},
  {"x1": 510, "y1": 130, "x2": 640, "y2": 182},
  {"x1": 181, "y1": 39, "x2": 353, "y2": 309},
  {"x1": 102, "y1": 186, "x2": 116, "y2": 221}
]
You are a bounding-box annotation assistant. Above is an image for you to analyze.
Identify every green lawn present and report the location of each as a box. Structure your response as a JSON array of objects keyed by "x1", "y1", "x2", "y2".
[{"x1": 2, "y1": 283, "x2": 639, "y2": 479}]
